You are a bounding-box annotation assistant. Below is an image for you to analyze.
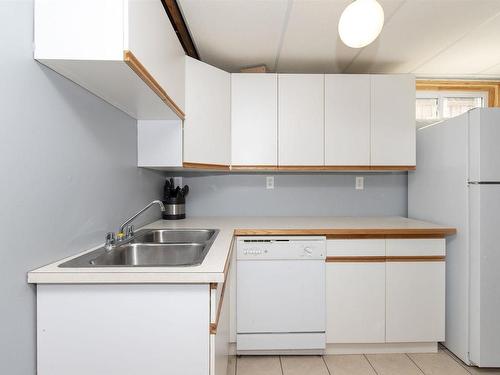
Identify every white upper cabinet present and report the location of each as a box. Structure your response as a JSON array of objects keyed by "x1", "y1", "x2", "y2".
[
  {"x1": 325, "y1": 75, "x2": 371, "y2": 166},
  {"x1": 278, "y1": 74, "x2": 325, "y2": 166},
  {"x1": 231, "y1": 74, "x2": 278, "y2": 166},
  {"x1": 184, "y1": 57, "x2": 231, "y2": 167},
  {"x1": 371, "y1": 75, "x2": 416, "y2": 166},
  {"x1": 34, "y1": 0, "x2": 185, "y2": 120}
]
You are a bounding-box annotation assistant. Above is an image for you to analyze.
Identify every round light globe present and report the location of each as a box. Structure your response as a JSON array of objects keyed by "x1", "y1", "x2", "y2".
[{"x1": 338, "y1": 0, "x2": 385, "y2": 48}]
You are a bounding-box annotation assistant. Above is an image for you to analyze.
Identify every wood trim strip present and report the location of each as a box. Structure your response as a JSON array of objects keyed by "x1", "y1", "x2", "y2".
[
  {"x1": 278, "y1": 165, "x2": 373, "y2": 171},
  {"x1": 370, "y1": 165, "x2": 416, "y2": 171},
  {"x1": 230, "y1": 166, "x2": 416, "y2": 172},
  {"x1": 234, "y1": 228, "x2": 456, "y2": 238},
  {"x1": 386, "y1": 256, "x2": 445, "y2": 262},
  {"x1": 326, "y1": 256, "x2": 386, "y2": 262},
  {"x1": 231, "y1": 165, "x2": 281, "y2": 171},
  {"x1": 416, "y1": 80, "x2": 500, "y2": 107},
  {"x1": 325, "y1": 233, "x2": 447, "y2": 239},
  {"x1": 210, "y1": 237, "x2": 234, "y2": 334},
  {"x1": 161, "y1": 0, "x2": 200, "y2": 59},
  {"x1": 183, "y1": 162, "x2": 231, "y2": 171},
  {"x1": 327, "y1": 255, "x2": 445, "y2": 262},
  {"x1": 123, "y1": 50, "x2": 185, "y2": 119}
]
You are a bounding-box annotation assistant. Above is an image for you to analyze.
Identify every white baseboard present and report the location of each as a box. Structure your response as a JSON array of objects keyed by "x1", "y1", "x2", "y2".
[{"x1": 325, "y1": 342, "x2": 438, "y2": 355}]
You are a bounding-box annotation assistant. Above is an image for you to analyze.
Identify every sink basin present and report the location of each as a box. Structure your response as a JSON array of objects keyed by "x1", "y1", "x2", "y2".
[
  {"x1": 132, "y1": 229, "x2": 216, "y2": 244},
  {"x1": 59, "y1": 228, "x2": 219, "y2": 268},
  {"x1": 89, "y1": 243, "x2": 208, "y2": 267}
]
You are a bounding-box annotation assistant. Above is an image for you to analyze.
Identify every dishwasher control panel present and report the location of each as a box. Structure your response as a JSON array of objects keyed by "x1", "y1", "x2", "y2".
[{"x1": 237, "y1": 237, "x2": 326, "y2": 260}]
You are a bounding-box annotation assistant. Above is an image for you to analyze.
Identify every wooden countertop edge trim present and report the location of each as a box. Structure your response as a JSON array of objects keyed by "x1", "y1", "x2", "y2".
[
  {"x1": 233, "y1": 228, "x2": 456, "y2": 238},
  {"x1": 183, "y1": 162, "x2": 231, "y2": 171},
  {"x1": 210, "y1": 237, "x2": 234, "y2": 334},
  {"x1": 326, "y1": 256, "x2": 386, "y2": 262},
  {"x1": 326, "y1": 255, "x2": 445, "y2": 262},
  {"x1": 123, "y1": 50, "x2": 185, "y2": 120}
]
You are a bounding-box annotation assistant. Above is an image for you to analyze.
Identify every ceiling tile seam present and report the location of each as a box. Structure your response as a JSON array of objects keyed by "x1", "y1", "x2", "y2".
[
  {"x1": 341, "y1": 0, "x2": 408, "y2": 73},
  {"x1": 273, "y1": 0, "x2": 294, "y2": 72},
  {"x1": 410, "y1": 10, "x2": 500, "y2": 74}
]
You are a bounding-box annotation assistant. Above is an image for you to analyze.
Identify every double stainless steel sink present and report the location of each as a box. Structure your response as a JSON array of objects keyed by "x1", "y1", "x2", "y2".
[{"x1": 59, "y1": 229, "x2": 218, "y2": 268}]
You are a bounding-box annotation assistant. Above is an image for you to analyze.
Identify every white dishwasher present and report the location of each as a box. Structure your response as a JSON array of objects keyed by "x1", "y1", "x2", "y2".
[{"x1": 236, "y1": 236, "x2": 326, "y2": 354}]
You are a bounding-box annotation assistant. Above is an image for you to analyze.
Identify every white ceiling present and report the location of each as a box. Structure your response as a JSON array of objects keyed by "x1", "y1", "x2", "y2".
[{"x1": 178, "y1": 0, "x2": 500, "y2": 78}]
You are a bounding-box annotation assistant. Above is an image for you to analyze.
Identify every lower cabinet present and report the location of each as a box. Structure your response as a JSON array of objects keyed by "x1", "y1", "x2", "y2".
[
  {"x1": 386, "y1": 261, "x2": 445, "y2": 342},
  {"x1": 326, "y1": 261, "x2": 385, "y2": 343},
  {"x1": 36, "y1": 262, "x2": 233, "y2": 375},
  {"x1": 326, "y1": 239, "x2": 446, "y2": 346},
  {"x1": 210, "y1": 263, "x2": 232, "y2": 375}
]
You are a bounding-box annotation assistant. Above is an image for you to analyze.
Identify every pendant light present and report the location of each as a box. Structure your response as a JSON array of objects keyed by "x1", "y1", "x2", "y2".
[{"x1": 338, "y1": 0, "x2": 385, "y2": 48}]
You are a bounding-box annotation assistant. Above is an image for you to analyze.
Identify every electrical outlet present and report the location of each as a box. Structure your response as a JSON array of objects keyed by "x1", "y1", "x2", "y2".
[
  {"x1": 266, "y1": 176, "x2": 275, "y2": 189},
  {"x1": 355, "y1": 176, "x2": 364, "y2": 190}
]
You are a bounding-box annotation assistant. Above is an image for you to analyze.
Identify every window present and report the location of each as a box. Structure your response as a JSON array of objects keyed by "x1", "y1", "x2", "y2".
[{"x1": 416, "y1": 91, "x2": 487, "y2": 127}]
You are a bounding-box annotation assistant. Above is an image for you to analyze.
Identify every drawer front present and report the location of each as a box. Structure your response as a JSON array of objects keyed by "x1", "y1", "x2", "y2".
[
  {"x1": 386, "y1": 239, "x2": 445, "y2": 257},
  {"x1": 327, "y1": 240, "x2": 385, "y2": 257}
]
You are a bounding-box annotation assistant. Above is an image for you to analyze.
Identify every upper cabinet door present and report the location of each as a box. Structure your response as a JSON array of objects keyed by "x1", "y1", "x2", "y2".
[
  {"x1": 371, "y1": 75, "x2": 416, "y2": 166},
  {"x1": 184, "y1": 57, "x2": 231, "y2": 166},
  {"x1": 325, "y1": 75, "x2": 370, "y2": 166},
  {"x1": 34, "y1": 0, "x2": 185, "y2": 120},
  {"x1": 278, "y1": 74, "x2": 325, "y2": 166},
  {"x1": 126, "y1": 0, "x2": 185, "y2": 112},
  {"x1": 231, "y1": 74, "x2": 278, "y2": 166}
]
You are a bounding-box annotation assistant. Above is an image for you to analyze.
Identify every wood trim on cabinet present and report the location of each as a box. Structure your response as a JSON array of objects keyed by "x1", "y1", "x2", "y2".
[
  {"x1": 326, "y1": 256, "x2": 386, "y2": 262},
  {"x1": 210, "y1": 237, "x2": 234, "y2": 335},
  {"x1": 234, "y1": 228, "x2": 456, "y2": 238},
  {"x1": 123, "y1": 50, "x2": 185, "y2": 119},
  {"x1": 327, "y1": 255, "x2": 445, "y2": 262},
  {"x1": 370, "y1": 165, "x2": 416, "y2": 171},
  {"x1": 183, "y1": 162, "x2": 231, "y2": 171},
  {"x1": 160, "y1": 0, "x2": 200, "y2": 59},
  {"x1": 230, "y1": 165, "x2": 416, "y2": 172},
  {"x1": 278, "y1": 165, "x2": 373, "y2": 171},
  {"x1": 386, "y1": 256, "x2": 445, "y2": 262},
  {"x1": 416, "y1": 80, "x2": 500, "y2": 107},
  {"x1": 325, "y1": 233, "x2": 447, "y2": 239},
  {"x1": 231, "y1": 165, "x2": 280, "y2": 171}
]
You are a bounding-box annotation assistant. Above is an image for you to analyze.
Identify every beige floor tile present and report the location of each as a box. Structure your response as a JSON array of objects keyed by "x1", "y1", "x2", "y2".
[
  {"x1": 237, "y1": 356, "x2": 282, "y2": 375},
  {"x1": 227, "y1": 355, "x2": 236, "y2": 375},
  {"x1": 409, "y1": 350, "x2": 470, "y2": 375},
  {"x1": 324, "y1": 354, "x2": 376, "y2": 375},
  {"x1": 366, "y1": 353, "x2": 424, "y2": 375},
  {"x1": 280, "y1": 356, "x2": 329, "y2": 375}
]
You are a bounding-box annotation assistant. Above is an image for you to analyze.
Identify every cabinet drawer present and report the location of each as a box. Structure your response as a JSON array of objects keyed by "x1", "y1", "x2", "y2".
[
  {"x1": 327, "y1": 240, "x2": 385, "y2": 257},
  {"x1": 386, "y1": 239, "x2": 445, "y2": 256}
]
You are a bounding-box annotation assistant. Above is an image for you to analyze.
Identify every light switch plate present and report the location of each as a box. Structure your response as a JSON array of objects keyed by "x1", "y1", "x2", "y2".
[
  {"x1": 266, "y1": 176, "x2": 275, "y2": 189},
  {"x1": 355, "y1": 176, "x2": 364, "y2": 190}
]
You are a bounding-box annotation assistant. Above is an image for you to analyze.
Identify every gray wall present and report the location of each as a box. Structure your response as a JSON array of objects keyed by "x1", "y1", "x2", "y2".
[
  {"x1": 0, "y1": 2, "x2": 164, "y2": 374},
  {"x1": 184, "y1": 173, "x2": 408, "y2": 216}
]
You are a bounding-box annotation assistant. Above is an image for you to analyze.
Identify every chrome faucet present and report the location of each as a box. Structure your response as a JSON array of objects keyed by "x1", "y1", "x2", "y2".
[{"x1": 104, "y1": 200, "x2": 165, "y2": 250}]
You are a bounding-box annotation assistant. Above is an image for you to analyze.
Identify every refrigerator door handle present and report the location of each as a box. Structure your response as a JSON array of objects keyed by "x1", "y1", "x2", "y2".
[{"x1": 468, "y1": 181, "x2": 500, "y2": 185}]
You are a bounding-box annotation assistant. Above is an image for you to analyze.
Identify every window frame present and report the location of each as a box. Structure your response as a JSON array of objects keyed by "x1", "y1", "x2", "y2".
[{"x1": 416, "y1": 91, "x2": 488, "y2": 121}]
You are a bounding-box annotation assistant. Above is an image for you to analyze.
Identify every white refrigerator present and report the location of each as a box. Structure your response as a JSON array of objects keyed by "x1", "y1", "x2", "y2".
[{"x1": 409, "y1": 108, "x2": 500, "y2": 367}]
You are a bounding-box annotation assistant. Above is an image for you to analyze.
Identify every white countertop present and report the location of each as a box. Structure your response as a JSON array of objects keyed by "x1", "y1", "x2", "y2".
[{"x1": 27, "y1": 216, "x2": 455, "y2": 284}]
